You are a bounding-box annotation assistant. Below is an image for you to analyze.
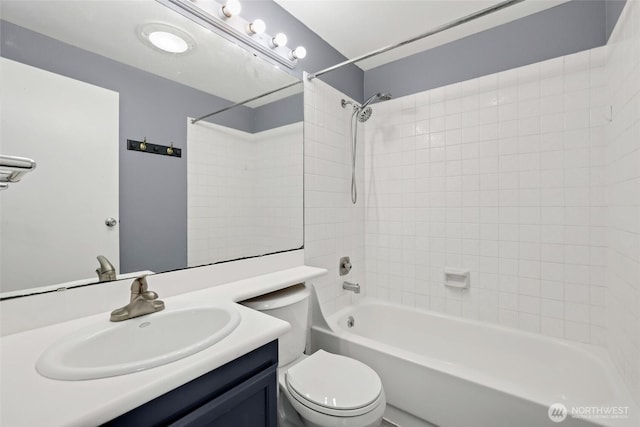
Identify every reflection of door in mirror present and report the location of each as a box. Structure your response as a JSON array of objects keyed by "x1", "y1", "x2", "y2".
[{"x1": 0, "y1": 58, "x2": 119, "y2": 293}]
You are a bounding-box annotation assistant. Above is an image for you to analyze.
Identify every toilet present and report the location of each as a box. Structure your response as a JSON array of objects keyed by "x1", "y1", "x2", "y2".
[{"x1": 241, "y1": 284, "x2": 386, "y2": 427}]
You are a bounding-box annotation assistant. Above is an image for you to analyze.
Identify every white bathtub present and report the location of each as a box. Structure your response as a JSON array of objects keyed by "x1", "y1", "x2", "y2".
[{"x1": 310, "y1": 298, "x2": 638, "y2": 427}]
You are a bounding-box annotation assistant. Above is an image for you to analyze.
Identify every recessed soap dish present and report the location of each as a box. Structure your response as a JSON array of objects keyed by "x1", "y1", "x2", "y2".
[{"x1": 443, "y1": 268, "x2": 470, "y2": 289}]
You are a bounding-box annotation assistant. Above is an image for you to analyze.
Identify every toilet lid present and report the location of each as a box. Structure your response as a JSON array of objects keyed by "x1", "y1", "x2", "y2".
[{"x1": 285, "y1": 350, "x2": 382, "y2": 411}]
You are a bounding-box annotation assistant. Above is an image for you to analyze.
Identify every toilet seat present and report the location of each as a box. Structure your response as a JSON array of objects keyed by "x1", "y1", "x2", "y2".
[{"x1": 285, "y1": 350, "x2": 383, "y2": 417}]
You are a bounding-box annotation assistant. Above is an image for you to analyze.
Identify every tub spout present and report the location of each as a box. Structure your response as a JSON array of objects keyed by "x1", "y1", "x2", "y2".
[{"x1": 342, "y1": 281, "x2": 360, "y2": 294}]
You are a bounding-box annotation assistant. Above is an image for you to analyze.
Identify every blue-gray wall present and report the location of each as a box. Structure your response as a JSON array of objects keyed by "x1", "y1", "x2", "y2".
[
  {"x1": 254, "y1": 94, "x2": 304, "y2": 133},
  {"x1": 606, "y1": 0, "x2": 627, "y2": 39},
  {"x1": 364, "y1": 0, "x2": 625, "y2": 101}
]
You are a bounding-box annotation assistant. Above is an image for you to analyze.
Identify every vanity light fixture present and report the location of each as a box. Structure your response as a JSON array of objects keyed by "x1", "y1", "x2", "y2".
[
  {"x1": 156, "y1": 0, "x2": 305, "y2": 69},
  {"x1": 139, "y1": 23, "x2": 195, "y2": 54}
]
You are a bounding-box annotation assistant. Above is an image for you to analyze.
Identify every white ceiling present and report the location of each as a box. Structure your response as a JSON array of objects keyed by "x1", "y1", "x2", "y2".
[
  {"x1": 274, "y1": 0, "x2": 570, "y2": 71},
  {"x1": 1, "y1": 0, "x2": 300, "y2": 105}
]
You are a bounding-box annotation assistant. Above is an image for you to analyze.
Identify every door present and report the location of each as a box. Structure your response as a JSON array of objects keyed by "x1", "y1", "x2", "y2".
[{"x1": 0, "y1": 58, "x2": 119, "y2": 292}]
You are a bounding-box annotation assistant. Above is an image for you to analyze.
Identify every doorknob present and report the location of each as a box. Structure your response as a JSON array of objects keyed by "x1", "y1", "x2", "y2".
[{"x1": 105, "y1": 217, "x2": 118, "y2": 227}]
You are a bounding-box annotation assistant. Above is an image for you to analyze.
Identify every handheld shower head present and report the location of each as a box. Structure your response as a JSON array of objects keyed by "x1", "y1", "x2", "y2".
[
  {"x1": 358, "y1": 107, "x2": 373, "y2": 122},
  {"x1": 342, "y1": 89, "x2": 391, "y2": 204}
]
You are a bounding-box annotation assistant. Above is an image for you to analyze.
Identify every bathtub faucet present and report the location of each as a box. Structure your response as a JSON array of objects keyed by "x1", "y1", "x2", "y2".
[{"x1": 342, "y1": 281, "x2": 360, "y2": 294}]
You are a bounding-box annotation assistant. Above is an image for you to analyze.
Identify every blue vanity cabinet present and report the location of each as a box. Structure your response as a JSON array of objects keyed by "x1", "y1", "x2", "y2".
[{"x1": 103, "y1": 340, "x2": 278, "y2": 427}]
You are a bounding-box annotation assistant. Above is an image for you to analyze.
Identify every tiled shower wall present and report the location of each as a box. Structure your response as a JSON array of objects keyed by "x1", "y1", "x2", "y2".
[
  {"x1": 605, "y1": 0, "x2": 640, "y2": 405},
  {"x1": 304, "y1": 76, "x2": 366, "y2": 315},
  {"x1": 363, "y1": 46, "x2": 610, "y2": 345},
  {"x1": 188, "y1": 121, "x2": 302, "y2": 267}
]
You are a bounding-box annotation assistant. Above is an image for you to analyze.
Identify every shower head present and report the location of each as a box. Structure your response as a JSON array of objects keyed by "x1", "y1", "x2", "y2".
[
  {"x1": 357, "y1": 107, "x2": 373, "y2": 122},
  {"x1": 361, "y1": 92, "x2": 392, "y2": 109}
]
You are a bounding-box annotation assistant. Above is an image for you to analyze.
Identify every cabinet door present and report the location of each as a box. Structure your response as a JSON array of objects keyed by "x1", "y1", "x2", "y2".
[
  {"x1": 169, "y1": 363, "x2": 277, "y2": 427},
  {"x1": 103, "y1": 341, "x2": 278, "y2": 427}
]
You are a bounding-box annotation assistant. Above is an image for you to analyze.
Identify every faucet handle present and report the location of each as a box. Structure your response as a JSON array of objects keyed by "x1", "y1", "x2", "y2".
[
  {"x1": 141, "y1": 290, "x2": 158, "y2": 301},
  {"x1": 130, "y1": 275, "x2": 150, "y2": 297},
  {"x1": 339, "y1": 256, "x2": 352, "y2": 276}
]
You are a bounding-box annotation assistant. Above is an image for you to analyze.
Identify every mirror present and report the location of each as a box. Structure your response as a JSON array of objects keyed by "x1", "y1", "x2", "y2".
[{"x1": 0, "y1": 0, "x2": 303, "y2": 296}]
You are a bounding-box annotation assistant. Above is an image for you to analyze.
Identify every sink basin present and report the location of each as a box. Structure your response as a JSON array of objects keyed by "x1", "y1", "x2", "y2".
[{"x1": 36, "y1": 305, "x2": 241, "y2": 380}]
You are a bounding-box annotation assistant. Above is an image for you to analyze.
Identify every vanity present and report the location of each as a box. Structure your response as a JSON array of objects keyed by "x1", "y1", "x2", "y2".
[
  {"x1": 0, "y1": 253, "x2": 326, "y2": 427},
  {"x1": 106, "y1": 341, "x2": 278, "y2": 427}
]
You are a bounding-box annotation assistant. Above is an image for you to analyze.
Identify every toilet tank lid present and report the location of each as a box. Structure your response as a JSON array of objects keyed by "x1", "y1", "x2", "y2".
[{"x1": 241, "y1": 283, "x2": 309, "y2": 311}]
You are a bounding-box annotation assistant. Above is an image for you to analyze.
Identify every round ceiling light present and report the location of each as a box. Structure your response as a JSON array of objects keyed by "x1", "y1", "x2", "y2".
[
  {"x1": 139, "y1": 24, "x2": 195, "y2": 54},
  {"x1": 149, "y1": 31, "x2": 189, "y2": 53}
]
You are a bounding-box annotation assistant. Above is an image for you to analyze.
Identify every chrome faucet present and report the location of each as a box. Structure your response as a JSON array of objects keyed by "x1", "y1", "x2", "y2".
[
  {"x1": 342, "y1": 281, "x2": 360, "y2": 294},
  {"x1": 96, "y1": 255, "x2": 116, "y2": 282},
  {"x1": 110, "y1": 275, "x2": 165, "y2": 322}
]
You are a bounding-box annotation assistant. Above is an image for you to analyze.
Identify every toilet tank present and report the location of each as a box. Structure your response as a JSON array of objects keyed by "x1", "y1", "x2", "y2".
[{"x1": 241, "y1": 284, "x2": 310, "y2": 366}]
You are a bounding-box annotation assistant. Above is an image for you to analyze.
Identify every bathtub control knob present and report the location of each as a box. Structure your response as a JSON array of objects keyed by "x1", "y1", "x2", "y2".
[{"x1": 340, "y1": 256, "x2": 352, "y2": 276}]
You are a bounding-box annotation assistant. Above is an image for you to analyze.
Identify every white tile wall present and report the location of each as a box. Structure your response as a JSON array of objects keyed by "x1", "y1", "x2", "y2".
[
  {"x1": 253, "y1": 123, "x2": 304, "y2": 254},
  {"x1": 363, "y1": 46, "x2": 609, "y2": 345},
  {"x1": 605, "y1": 0, "x2": 640, "y2": 405},
  {"x1": 187, "y1": 121, "x2": 302, "y2": 266},
  {"x1": 304, "y1": 75, "x2": 365, "y2": 315}
]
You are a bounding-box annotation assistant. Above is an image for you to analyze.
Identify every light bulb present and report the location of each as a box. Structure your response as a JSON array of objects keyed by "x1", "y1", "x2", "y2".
[
  {"x1": 248, "y1": 19, "x2": 266, "y2": 34},
  {"x1": 222, "y1": 0, "x2": 241, "y2": 17},
  {"x1": 290, "y1": 46, "x2": 307, "y2": 59},
  {"x1": 271, "y1": 32, "x2": 287, "y2": 48}
]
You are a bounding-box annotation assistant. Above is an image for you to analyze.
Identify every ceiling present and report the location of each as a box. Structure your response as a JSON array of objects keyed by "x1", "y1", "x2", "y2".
[
  {"x1": 274, "y1": 0, "x2": 570, "y2": 70},
  {"x1": 0, "y1": 0, "x2": 300, "y2": 105}
]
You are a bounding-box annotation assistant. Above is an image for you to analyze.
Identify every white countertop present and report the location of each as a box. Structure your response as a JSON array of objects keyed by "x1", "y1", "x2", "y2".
[{"x1": 1, "y1": 264, "x2": 327, "y2": 427}]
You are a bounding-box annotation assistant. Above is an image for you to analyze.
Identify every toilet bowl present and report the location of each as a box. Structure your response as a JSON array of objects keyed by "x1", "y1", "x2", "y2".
[
  {"x1": 279, "y1": 351, "x2": 386, "y2": 427},
  {"x1": 241, "y1": 284, "x2": 386, "y2": 427}
]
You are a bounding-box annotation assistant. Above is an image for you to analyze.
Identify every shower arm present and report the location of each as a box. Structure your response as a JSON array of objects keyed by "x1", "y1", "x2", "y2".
[{"x1": 307, "y1": 0, "x2": 525, "y2": 81}]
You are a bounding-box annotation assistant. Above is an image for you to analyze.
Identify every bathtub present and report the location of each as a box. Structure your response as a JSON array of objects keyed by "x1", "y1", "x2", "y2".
[{"x1": 310, "y1": 298, "x2": 638, "y2": 427}]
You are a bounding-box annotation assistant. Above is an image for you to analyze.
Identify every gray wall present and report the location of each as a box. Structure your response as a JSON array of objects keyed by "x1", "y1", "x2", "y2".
[
  {"x1": 606, "y1": 0, "x2": 627, "y2": 39},
  {"x1": 364, "y1": 0, "x2": 619, "y2": 101},
  {"x1": 254, "y1": 93, "x2": 304, "y2": 133}
]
